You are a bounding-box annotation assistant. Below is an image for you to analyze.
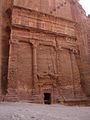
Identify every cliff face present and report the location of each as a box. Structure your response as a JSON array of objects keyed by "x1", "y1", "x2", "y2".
[
  {"x1": 86, "y1": 15, "x2": 90, "y2": 96},
  {"x1": 70, "y1": 0, "x2": 90, "y2": 96},
  {"x1": 14, "y1": 0, "x2": 73, "y2": 20},
  {"x1": 0, "y1": 0, "x2": 2, "y2": 96},
  {"x1": 0, "y1": 0, "x2": 12, "y2": 95},
  {"x1": 0, "y1": 0, "x2": 90, "y2": 104}
]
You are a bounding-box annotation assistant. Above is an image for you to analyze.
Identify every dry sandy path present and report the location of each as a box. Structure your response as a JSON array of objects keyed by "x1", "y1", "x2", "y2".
[{"x1": 0, "y1": 102, "x2": 90, "y2": 120}]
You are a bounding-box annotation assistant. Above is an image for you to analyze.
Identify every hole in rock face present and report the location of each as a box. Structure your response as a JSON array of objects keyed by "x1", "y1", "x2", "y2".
[{"x1": 44, "y1": 93, "x2": 51, "y2": 104}]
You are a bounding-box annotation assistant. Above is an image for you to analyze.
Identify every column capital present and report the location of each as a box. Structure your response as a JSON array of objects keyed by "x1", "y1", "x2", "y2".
[
  {"x1": 32, "y1": 44, "x2": 38, "y2": 48},
  {"x1": 69, "y1": 48, "x2": 79, "y2": 55},
  {"x1": 9, "y1": 38, "x2": 19, "y2": 45},
  {"x1": 29, "y1": 39, "x2": 39, "y2": 48}
]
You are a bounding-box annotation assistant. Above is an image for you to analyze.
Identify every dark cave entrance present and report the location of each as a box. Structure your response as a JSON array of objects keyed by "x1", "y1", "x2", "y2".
[{"x1": 44, "y1": 93, "x2": 51, "y2": 104}]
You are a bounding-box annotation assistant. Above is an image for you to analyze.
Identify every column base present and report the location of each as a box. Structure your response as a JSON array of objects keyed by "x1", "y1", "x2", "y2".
[
  {"x1": 28, "y1": 88, "x2": 43, "y2": 103},
  {"x1": 4, "y1": 88, "x2": 19, "y2": 102},
  {"x1": 58, "y1": 98, "x2": 89, "y2": 106},
  {"x1": 57, "y1": 94, "x2": 88, "y2": 106},
  {"x1": 0, "y1": 95, "x2": 3, "y2": 102},
  {"x1": 0, "y1": 90, "x2": 3, "y2": 101}
]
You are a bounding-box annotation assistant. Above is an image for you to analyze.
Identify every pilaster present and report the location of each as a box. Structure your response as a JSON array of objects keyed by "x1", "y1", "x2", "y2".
[
  {"x1": 5, "y1": 39, "x2": 19, "y2": 101},
  {"x1": 32, "y1": 44, "x2": 38, "y2": 89},
  {"x1": 0, "y1": 79, "x2": 2, "y2": 101},
  {"x1": 70, "y1": 49, "x2": 87, "y2": 100},
  {"x1": 0, "y1": 0, "x2": 3, "y2": 101}
]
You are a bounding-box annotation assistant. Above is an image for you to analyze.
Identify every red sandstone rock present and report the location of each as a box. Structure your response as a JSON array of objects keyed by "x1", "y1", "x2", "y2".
[{"x1": 0, "y1": 0, "x2": 90, "y2": 105}]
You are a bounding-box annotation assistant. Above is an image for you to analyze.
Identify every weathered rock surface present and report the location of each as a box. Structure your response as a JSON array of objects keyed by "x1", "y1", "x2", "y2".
[{"x1": 0, "y1": 0, "x2": 90, "y2": 104}]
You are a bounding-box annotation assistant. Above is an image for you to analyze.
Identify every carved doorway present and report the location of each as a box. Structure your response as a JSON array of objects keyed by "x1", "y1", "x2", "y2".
[{"x1": 44, "y1": 93, "x2": 51, "y2": 104}]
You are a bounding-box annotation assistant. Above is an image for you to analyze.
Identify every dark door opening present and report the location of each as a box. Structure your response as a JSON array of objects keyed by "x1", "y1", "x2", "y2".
[{"x1": 44, "y1": 93, "x2": 51, "y2": 104}]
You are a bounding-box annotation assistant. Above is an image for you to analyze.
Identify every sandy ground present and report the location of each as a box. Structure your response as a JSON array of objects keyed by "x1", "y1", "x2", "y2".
[{"x1": 0, "y1": 102, "x2": 90, "y2": 120}]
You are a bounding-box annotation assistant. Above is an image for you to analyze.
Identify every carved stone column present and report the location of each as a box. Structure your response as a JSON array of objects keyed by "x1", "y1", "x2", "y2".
[
  {"x1": 70, "y1": 50, "x2": 76, "y2": 97},
  {"x1": 56, "y1": 47, "x2": 63, "y2": 74},
  {"x1": 71, "y1": 49, "x2": 80, "y2": 97},
  {"x1": 56, "y1": 48, "x2": 60, "y2": 74},
  {"x1": 70, "y1": 49, "x2": 86, "y2": 99},
  {"x1": 0, "y1": 0, "x2": 2, "y2": 101},
  {"x1": 0, "y1": 76, "x2": 2, "y2": 101},
  {"x1": 5, "y1": 39, "x2": 19, "y2": 101},
  {"x1": 32, "y1": 44, "x2": 38, "y2": 89}
]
